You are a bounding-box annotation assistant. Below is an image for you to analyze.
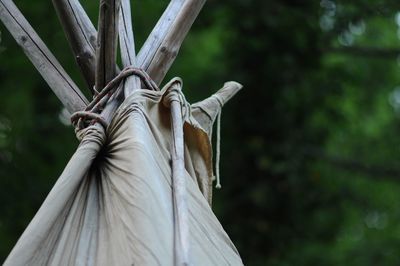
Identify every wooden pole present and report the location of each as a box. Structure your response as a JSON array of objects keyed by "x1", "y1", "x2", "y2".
[
  {"x1": 0, "y1": 0, "x2": 88, "y2": 113},
  {"x1": 137, "y1": 0, "x2": 185, "y2": 71},
  {"x1": 95, "y1": 0, "x2": 121, "y2": 92},
  {"x1": 99, "y1": 0, "x2": 207, "y2": 124},
  {"x1": 167, "y1": 80, "x2": 191, "y2": 265},
  {"x1": 51, "y1": 0, "x2": 97, "y2": 91},
  {"x1": 103, "y1": 0, "x2": 208, "y2": 106},
  {"x1": 52, "y1": 0, "x2": 208, "y2": 90},
  {"x1": 141, "y1": 0, "x2": 207, "y2": 85},
  {"x1": 119, "y1": 0, "x2": 141, "y2": 96},
  {"x1": 0, "y1": 0, "x2": 207, "y2": 114}
]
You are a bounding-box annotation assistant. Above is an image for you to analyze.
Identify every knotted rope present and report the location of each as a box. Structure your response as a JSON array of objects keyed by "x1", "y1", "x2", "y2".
[
  {"x1": 162, "y1": 79, "x2": 191, "y2": 121},
  {"x1": 71, "y1": 67, "x2": 158, "y2": 132}
]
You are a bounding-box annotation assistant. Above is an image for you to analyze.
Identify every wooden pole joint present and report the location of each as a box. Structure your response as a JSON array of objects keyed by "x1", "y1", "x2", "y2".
[{"x1": 0, "y1": 0, "x2": 208, "y2": 116}]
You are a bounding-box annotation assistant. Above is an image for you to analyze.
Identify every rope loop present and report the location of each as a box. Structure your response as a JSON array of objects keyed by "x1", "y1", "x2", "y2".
[
  {"x1": 162, "y1": 79, "x2": 191, "y2": 123},
  {"x1": 71, "y1": 66, "x2": 159, "y2": 133}
]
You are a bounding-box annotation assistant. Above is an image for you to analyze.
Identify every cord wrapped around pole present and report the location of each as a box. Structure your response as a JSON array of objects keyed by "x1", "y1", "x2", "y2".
[{"x1": 71, "y1": 66, "x2": 158, "y2": 133}]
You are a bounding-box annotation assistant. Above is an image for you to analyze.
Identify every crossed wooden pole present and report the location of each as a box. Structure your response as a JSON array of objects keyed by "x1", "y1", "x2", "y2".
[
  {"x1": 0, "y1": 1, "x2": 209, "y2": 264},
  {"x1": 0, "y1": 2, "x2": 246, "y2": 265},
  {"x1": 0, "y1": 0, "x2": 206, "y2": 116}
]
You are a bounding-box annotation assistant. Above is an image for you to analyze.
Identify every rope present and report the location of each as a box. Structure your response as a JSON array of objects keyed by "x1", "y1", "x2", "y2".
[
  {"x1": 163, "y1": 81, "x2": 191, "y2": 122},
  {"x1": 71, "y1": 67, "x2": 158, "y2": 131},
  {"x1": 70, "y1": 111, "x2": 108, "y2": 129}
]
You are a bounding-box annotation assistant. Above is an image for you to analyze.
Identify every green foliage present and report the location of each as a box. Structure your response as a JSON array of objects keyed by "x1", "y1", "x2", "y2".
[{"x1": 1, "y1": 0, "x2": 400, "y2": 265}]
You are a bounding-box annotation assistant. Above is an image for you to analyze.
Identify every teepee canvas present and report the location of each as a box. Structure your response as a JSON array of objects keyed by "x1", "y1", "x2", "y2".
[{"x1": 0, "y1": 0, "x2": 243, "y2": 265}]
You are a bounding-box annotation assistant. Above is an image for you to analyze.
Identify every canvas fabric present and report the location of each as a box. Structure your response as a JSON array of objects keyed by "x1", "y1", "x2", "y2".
[{"x1": 4, "y1": 84, "x2": 243, "y2": 266}]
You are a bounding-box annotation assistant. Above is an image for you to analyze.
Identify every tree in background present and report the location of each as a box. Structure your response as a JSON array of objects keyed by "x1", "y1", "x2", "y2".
[{"x1": 1, "y1": 0, "x2": 400, "y2": 265}]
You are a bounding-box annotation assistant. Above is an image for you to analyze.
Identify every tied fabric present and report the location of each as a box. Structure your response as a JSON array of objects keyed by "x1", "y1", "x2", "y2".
[{"x1": 4, "y1": 81, "x2": 243, "y2": 266}]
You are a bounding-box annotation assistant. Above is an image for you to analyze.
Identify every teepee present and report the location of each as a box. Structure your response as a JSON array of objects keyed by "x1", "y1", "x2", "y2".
[{"x1": 0, "y1": 0, "x2": 243, "y2": 265}]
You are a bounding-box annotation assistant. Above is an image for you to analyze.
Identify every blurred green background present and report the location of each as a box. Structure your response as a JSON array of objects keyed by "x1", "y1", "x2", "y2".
[{"x1": 1, "y1": 0, "x2": 400, "y2": 265}]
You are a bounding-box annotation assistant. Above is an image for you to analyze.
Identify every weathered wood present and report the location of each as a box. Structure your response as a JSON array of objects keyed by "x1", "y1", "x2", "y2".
[
  {"x1": 51, "y1": 0, "x2": 97, "y2": 91},
  {"x1": 0, "y1": 0, "x2": 207, "y2": 117},
  {"x1": 50, "y1": 0, "x2": 189, "y2": 90},
  {"x1": 0, "y1": 0, "x2": 88, "y2": 113},
  {"x1": 143, "y1": 0, "x2": 207, "y2": 85},
  {"x1": 101, "y1": 0, "x2": 207, "y2": 120},
  {"x1": 137, "y1": 0, "x2": 185, "y2": 71},
  {"x1": 105, "y1": 0, "x2": 206, "y2": 101},
  {"x1": 167, "y1": 80, "x2": 191, "y2": 265},
  {"x1": 54, "y1": 0, "x2": 206, "y2": 95},
  {"x1": 95, "y1": 0, "x2": 121, "y2": 92},
  {"x1": 119, "y1": 0, "x2": 140, "y2": 96}
]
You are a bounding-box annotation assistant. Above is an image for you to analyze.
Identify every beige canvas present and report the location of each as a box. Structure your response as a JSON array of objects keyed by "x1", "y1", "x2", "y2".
[{"x1": 4, "y1": 82, "x2": 243, "y2": 266}]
